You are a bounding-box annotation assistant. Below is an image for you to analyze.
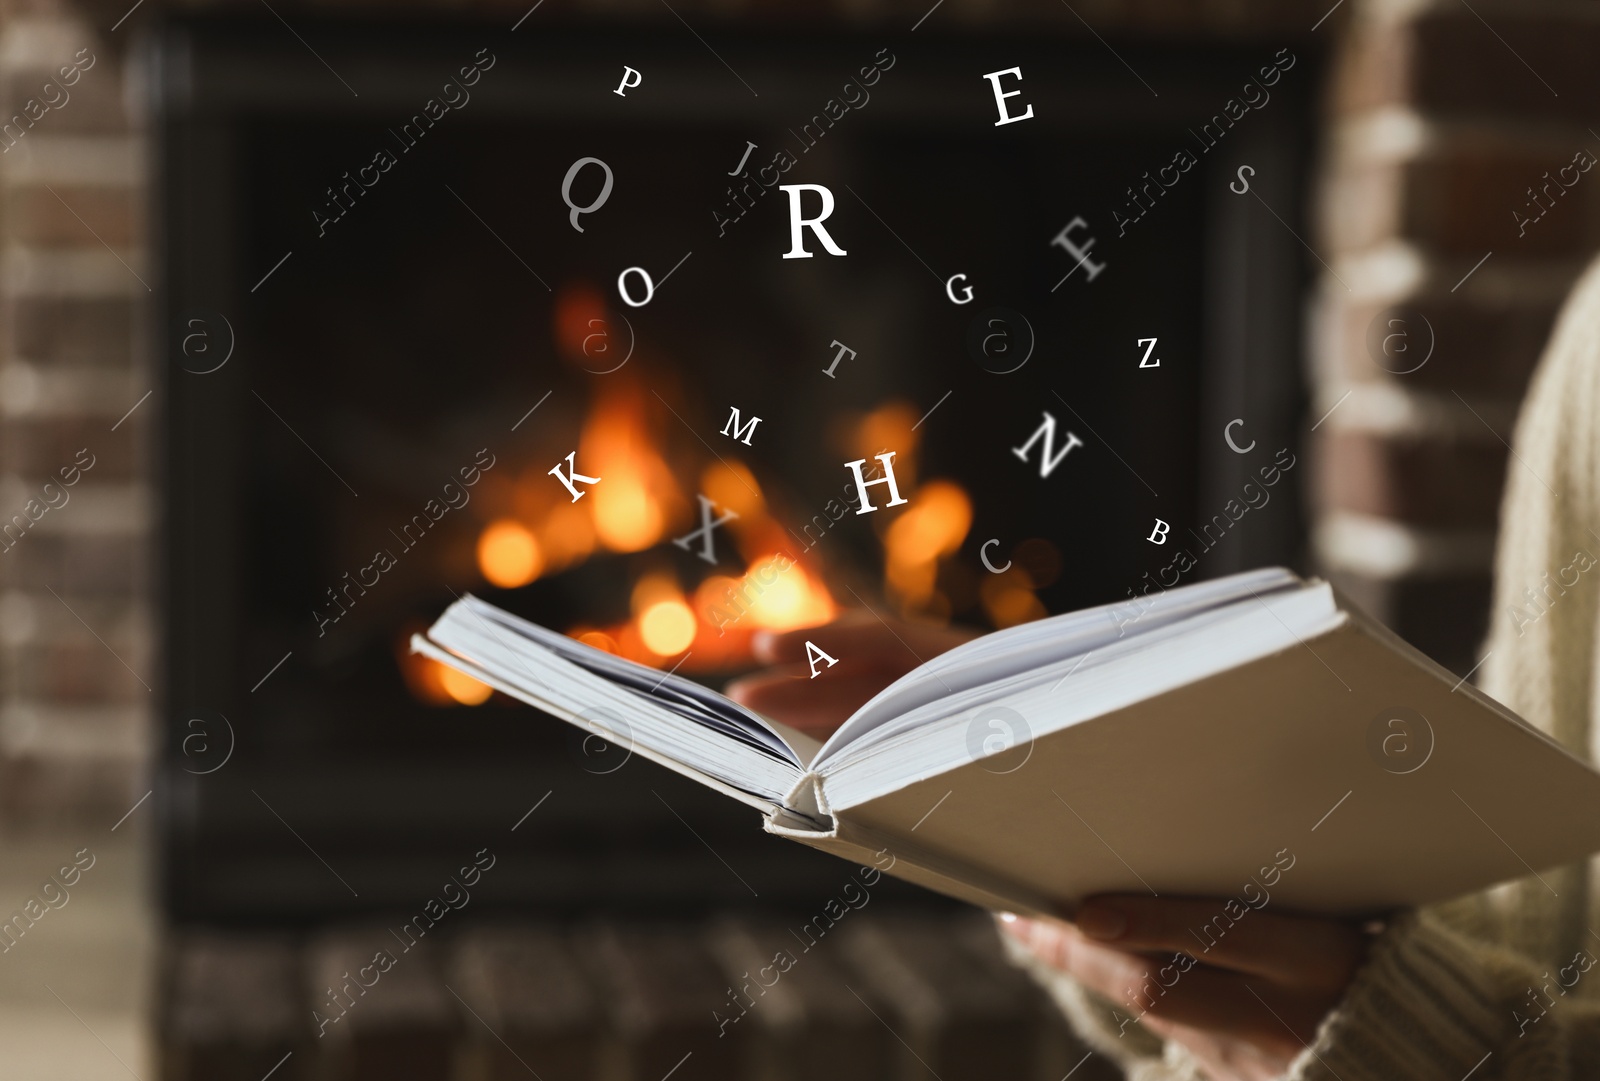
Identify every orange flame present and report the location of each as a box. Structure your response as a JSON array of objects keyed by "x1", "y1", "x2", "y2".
[
  {"x1": 580, "y1": 383, "x2": 682, "y2": 553},
  {"x1": 477, "y1": 519, "x2": 543, "y2": 588},
  {"x1": 632, "y1": 574, "x2": 696, "y2": 657},
  {"x1": 883, "y1": 480, "x2": 972, "y2": 611}
]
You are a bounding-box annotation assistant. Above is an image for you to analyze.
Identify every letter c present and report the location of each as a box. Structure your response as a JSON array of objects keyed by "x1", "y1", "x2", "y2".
[
  {"x1": 945, "y1": 273, "x2": 974, "y2": 305},
  {"x1": 1224, "y1": 419, "x2": 1256, "y2": 454},
  {"x1": 979, "y1": 538, "x2": 1011, "y2": 574}
]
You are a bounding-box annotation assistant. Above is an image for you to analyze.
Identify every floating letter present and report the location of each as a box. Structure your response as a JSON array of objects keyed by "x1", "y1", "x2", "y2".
[
  {"x1": 720, "y1": 407, "x2": 762, "y2": 446},
  {"x1": 671, "y1": 495, "x2": 740, "y2": 565},
  {"x1": 1137, "y1": 337, "x2": 1160, "y2": 368},
  {"x1": 946, "y1": 273, "x2": 974, "y2": 304},
  {"x1": 548, "y1": 451, "x2": 601, "y2": 502},
  {"x1": 1148, "y1": 519, "x2": 1170, "y2": 545},
  {"x1": 779, "y1": 184, "x2": 847, "y2": 259},
  {"x1": 805, "y1": 641, "x2": 839, "y2": 678},
  {"x1": 617, "y1": 266, "x2": 654, "y2": 307},
  {"x1": 981, "y1": 67, "x2": 1034, "y2": 126},
  {"x1": 1051, "y1": 217, "x2": 1106, "y2": 283},
  {"x1": 822, "y1": 339, "x2": 856, "y2": 378},
  {"x1": 1012, "y1": 412, "x2": 1083, "y2": 478},
  {"x1": 562, "y1": 157, "x2": 614, "y2": 232},
  {"x1": 844, "y1": 452, "x2": 909, "y2": 515},
  {"x1": 728, "y1": 140, "x2": 757, "y2": 176},
  {"x1": 613, "y1": 66, "x2": 642, "y2": 97}
]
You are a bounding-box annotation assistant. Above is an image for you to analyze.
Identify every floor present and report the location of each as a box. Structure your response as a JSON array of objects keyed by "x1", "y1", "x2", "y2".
[{"x1": 0, "y1": 823, "x2": 153, "y2": 1080}]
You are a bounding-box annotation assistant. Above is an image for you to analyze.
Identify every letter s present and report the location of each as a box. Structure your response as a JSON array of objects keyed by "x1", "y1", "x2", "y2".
[{"x1": 1230, "y1": 165, "x2": 1254, "y2": 195}]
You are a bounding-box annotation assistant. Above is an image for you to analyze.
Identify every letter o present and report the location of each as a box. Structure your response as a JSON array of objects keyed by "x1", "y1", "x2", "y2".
[{"x1": 617, "y1": 266, "x2": 655, "y2": 307}]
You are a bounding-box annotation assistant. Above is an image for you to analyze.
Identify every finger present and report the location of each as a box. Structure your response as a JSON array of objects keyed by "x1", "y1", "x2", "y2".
[
  {"x1": 753, "y1": 613, "x2": 975, "y2": 666},
  {"x1": 1001, "y1": 918, "x2": 1322, "y2": 1051},
  {"x1": 1072, "y1": 894, "x2": 1367, "y2": 989},
  {"x1": 725, "y1": 666, "x2": 906, "y2": 734}
]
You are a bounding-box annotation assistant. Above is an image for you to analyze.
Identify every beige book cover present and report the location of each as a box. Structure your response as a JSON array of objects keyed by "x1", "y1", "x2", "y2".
[{"x1": 417, "y1": 576, "x2": 1600, "y2": 921}]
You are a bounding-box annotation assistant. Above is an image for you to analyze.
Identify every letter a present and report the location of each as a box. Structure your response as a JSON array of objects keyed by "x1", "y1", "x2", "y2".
[
  {"x1": 844, "y1": 452, "x2": 909, "y2": 515},
  {"x1": 1147, "y1": 519, "x2": 1170, "y2": 545},
  {"x1": 1012, "y1": 412, "x2": 1083, "y2": 478},
  {"x1": 805, "y1": 641, "x2": 838, "y2": 678},
  {"x1": 779, "y1": 184, "x2": 847, "y2": 259},
  {"x1": 549, "y1": 451, "x2": 601, "y2": 502},
  {"x1": 672, "y1": 494, "x2": 739, "y2": 565}
]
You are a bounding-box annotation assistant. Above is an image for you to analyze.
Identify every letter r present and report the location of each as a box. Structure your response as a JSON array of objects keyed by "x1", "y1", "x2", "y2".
[{"x1": 779, "y1": 184, "x2": 847, "y2": 259}]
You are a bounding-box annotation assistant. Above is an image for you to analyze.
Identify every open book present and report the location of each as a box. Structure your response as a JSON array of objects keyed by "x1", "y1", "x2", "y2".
[{"x1": 413, "y1": 568, "x2": 1600, "y2": 918}]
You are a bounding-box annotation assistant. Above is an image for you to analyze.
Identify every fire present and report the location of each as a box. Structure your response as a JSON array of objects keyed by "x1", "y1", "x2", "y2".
[
  {"x1": 476, "y1": 519, "x2": 543, "y2": 588},
  {"x1": 438, "y1": 666, "x2": 494, "y2": 705},
  {"x1": 580, "y1": 382, "x2": 682, "y2": 552},
  {"x1": 742, "y1": 555, "x2": 835, "y2": 631},
  {"x1": 981, "y1": 567, "x2": 1047, "y2": 628},
  {"x1": 699, "y1": 460, "x2": 764, "y2": 519},
  {"x1": 884, "y1": 480, "x2": 972, "y2": 610},
  {"x1": 632, "y1": 574, "x2": 696, "y2": 657}
]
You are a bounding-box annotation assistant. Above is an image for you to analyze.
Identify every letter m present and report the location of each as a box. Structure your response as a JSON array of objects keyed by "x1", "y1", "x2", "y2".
[
  {"x1": 1012, "y1": 411, "x2": 1084, "y2": 478},
  {"x1": 720, "y1": 407, "x2": 762, "y2": 446}
]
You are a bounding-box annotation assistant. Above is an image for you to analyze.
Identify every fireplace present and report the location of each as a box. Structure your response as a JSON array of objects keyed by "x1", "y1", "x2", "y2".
[{"x1": 149, "y1": 11, "x2": 1317, "y2": 1077}]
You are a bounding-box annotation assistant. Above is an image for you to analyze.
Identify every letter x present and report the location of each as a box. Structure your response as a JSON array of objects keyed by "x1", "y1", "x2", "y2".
[{"x1": 672, "y1": 494, "x2": 740, "y2": 565}]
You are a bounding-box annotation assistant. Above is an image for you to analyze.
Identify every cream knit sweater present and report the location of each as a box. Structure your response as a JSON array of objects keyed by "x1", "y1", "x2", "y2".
[{"x1": 1007, "y1": 257, "x2": 1600, "y2": 1080}]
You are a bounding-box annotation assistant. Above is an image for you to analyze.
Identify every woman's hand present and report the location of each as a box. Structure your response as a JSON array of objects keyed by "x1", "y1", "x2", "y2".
[
  {"x1": 725, "y1": 611, "x2": 977, "y2": 734},
  {"x1": 730, "y1": 613, "x2": 1370, "y2": 1081},
  {"x1": 1001, "y1": 897, "x2": 1372, "y2": 1081}
]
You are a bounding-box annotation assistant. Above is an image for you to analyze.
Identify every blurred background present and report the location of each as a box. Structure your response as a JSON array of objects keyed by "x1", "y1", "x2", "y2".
[{"x1": 0, "y1": 0, "x2": 1589, "y2": 1076}]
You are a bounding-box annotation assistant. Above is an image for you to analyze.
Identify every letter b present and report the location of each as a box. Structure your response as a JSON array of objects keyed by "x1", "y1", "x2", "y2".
[
  {"x1": 779, "y1": 184, "x2": 847, "y2": 259},
  {"x1": 1147, "y1": 519, "x2": 1170, "y2": 545}
]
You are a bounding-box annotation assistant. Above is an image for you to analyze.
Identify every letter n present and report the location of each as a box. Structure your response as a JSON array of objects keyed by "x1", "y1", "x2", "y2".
[{"x1": 1012, "y1": 411, "x2": 1083, "y2": 478}]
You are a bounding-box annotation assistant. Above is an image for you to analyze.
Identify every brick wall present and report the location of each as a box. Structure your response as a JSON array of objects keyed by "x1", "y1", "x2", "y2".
[
  {"x1": 0, "y1": 7, "x2": 149, "y2": 824},
  {"x1": 1311, "y1": 0, "x2": 1600, "y2": 672}
]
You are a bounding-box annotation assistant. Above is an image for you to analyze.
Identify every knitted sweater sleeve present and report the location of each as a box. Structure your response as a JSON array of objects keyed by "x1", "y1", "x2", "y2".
[
  {"x1": 1001, "y1": 255, "x2": 1600, "y2": 1078},
  {"x1": 1281, "y1": 911, "x2": 1591, "y2": 1081},
  {"x1": 1009, "y1": 908, "x2": 1600, "y2": 1081}
]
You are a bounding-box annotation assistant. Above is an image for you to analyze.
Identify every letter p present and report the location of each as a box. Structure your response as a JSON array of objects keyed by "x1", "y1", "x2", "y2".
[
  {"x1": 779, "y1": 184, "x2": 847, "y2": 259},
  {"x1": 614, "y1": 66, "x2": 643, "y2": 96}
]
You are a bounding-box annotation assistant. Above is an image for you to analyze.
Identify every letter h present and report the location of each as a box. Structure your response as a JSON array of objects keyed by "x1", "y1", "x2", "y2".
[{"x1": 844, "y1": 452, "x2": 909, "y2": 515}]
